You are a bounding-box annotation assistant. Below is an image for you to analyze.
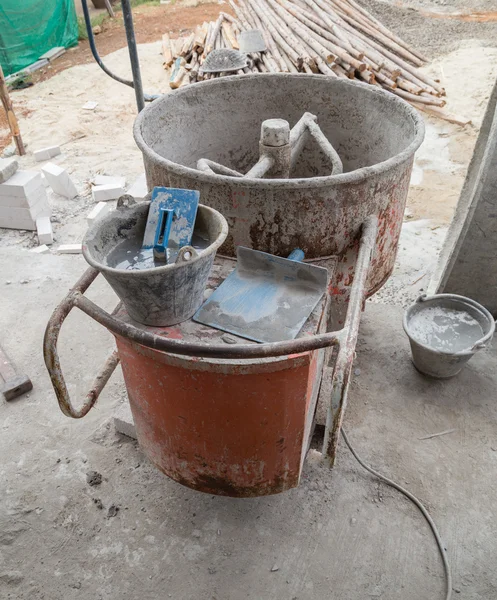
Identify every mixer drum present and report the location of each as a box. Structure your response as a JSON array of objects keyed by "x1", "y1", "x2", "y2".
[{"x1": 134, "y1": 74, "x2": 424, "y2": 295}]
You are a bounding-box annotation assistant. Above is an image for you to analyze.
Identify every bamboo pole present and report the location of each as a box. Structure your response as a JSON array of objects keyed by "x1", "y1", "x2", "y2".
[
  {"x1": 205, "y1": 14, "x2": 224, "y2": 55},
  {"x1": 162, "y1": 33, "x2": 173, "y2": 67},
  {"x1": 222, "y1": 22, "x2": 239, "y2": 49},
  {"x1": 388, "y1": 86, "x2": 445, "y2": 106},
  {"x1": 280, "y1": 0, "x2": 364, "y2": 59},
  {"x1": 0, "y1": 64, "x2": 25, "y2": 156},
  {"x1": 341, "y1": 0, "x2": 428, "y2": 62},
  {"x1": 265, "y1": 0, "x2": 335, "y2": 65},
  {"x1": 247, "y1": 0, "x2": 304, "y2": 67}
]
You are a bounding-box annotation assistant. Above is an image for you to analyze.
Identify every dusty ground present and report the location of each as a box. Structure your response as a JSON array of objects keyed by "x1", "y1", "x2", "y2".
[
  {"x1": 1, "y1": 1, "x2": 497, "y2": 598},
  {"x1": 363, "y1": 0, "x2": 497, "y2": 57}
]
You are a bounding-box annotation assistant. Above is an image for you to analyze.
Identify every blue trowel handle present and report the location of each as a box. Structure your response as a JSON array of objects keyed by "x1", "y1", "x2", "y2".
[
  {"x1": 154, "y1": 207, "x2": 175, "y2": 257},
  {"x1": 287, "y1": 248, "x2": 305, "y2": 262}
]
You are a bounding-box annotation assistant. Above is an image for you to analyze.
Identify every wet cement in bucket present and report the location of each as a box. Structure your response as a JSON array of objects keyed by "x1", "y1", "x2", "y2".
[
  {"x1": 408, "y1": 306, "x2": 484, "y2": 353},
  {"x1": 105, "y1": 232, "x2": 210, "y2": 270}
]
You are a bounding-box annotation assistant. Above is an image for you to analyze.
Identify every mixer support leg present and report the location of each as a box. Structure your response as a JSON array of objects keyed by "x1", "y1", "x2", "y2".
[{"x1": 322, "y1": 215, "x2": 378, "y2": 465}]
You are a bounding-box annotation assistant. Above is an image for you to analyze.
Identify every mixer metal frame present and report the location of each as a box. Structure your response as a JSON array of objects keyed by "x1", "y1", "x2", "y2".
[{"x1": 44, "y1": 215, "x2": 377, "y2": 464}]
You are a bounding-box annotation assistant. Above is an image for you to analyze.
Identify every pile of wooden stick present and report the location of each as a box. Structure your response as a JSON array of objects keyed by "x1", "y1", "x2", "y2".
[{"x1": 162, "y1": 0, "x2": 462, "y2": 122}]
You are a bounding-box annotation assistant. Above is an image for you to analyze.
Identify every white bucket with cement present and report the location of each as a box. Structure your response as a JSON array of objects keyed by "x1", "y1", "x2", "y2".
[{"x1": 404, "y1": 294, "x2": 495, "y2": 378}]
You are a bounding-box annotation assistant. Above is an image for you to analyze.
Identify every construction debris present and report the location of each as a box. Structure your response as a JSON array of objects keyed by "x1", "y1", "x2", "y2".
[
  {"x1": 30, "y1": 244, "x2": 50, "y2": 254},
  {"x1": 58, "y1": 244, "x2": 82, "y2": 254},
  {"x1": 87, "y1": 201, "x2": 112, "y2": 227},
  {"x1": 92, "y1": 175, "x2": 126, "y2": 188},
  {"x1": 0, "y1": 171, "x2": 50, "y2": 231},
  {"x1": 41, "y1": 163, "x2": 78, "y2": 199},
  {"x1": 34, "y1": 145, "x2": 61, "y2": 162},
  {"x1": 0, "y1": 157, "x2": 18, "y2": 183},
  {"x1": 164, "y1": 0, "x2": 448, "y2": 114},
  {"x1": 126, "y1": 173, "x2": 148, "y2": 201},
  {"x1": 36, "y1": 216, "x2": 54, "y2": 245},
  {"x1": 92, "y1": 183, "x2": 125, "y2": 202}
]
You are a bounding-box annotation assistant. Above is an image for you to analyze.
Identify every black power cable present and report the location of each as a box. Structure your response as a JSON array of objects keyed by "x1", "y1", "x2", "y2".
[{"x1": 80, "y1": 0, "x2": 159, "y2": 109}]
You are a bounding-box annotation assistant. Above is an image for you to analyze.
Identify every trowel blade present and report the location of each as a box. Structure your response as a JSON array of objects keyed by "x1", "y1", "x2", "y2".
[
  {"x1": 193, "y1": 246, "x2": 329, "y2": 343},
  {"x1": 238, "y1": 30, "x2": 267, "y2": 53}
]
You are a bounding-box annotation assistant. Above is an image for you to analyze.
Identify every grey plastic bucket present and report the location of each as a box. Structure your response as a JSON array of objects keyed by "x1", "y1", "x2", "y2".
[
  {"x1": 82, "y1": 200, "x2": 228, "y2": 326},
  {"x1": 403, "y1": 294, "x2": 495, "y2": 379}
]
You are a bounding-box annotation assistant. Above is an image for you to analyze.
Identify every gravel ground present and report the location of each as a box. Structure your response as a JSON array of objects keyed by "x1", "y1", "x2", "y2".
[{"x1": 362, "y1": 0, "x2": 497, "y2": 58}]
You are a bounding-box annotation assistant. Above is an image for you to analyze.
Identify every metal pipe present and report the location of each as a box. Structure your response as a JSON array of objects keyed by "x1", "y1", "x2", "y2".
[
  {"x1": 120, "y1": 0, "x2": 145, "y2": 112},
  {"x1": 322, "y1": 215, "x2": 378, "y2": 461},
  {"x1": 74, "y1": 292, "x2": 342, "y2": 359},
  {"x1": 43, "y1": 267, "x2": 122, "y2": 418}
]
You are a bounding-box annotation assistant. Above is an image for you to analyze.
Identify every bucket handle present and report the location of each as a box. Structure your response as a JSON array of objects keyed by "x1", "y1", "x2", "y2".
[
  {"x1": 176, "y1": 245, "x2": 198, "y2": 263},
  {"x1": 43, "y1": 267, "x2": 121, "y2": 418},
  {"x1": 414, "y1": 294, "x2": 496, "y2": 354}
]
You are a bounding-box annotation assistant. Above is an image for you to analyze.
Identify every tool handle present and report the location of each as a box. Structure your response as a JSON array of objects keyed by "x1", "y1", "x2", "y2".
[
  {"x1": 287, "y1": 248, "x2": 305, "y2": 262},
  {"x1": 154, "y1": 207, "x2": 175, "y2": 257},
  {"x1": 176, "y1": 245, "x2": 198, "y2": 264}
]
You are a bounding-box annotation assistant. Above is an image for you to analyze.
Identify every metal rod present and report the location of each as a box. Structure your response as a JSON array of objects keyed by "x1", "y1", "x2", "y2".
[
  {"x1": 322, "y1": 215, "x2": 378, "y2": 461},
  {"x1": 43, "y1": 268, "x2": 122, "y2": 418},
  {"x1": 120, "y1": 0, "x2": 145, "y2": 112},
  {"x1": 74, "y1": 292, "x2": 342, "y2": 359},
  {"x1": 306, "y1": 119, "x2": 343, "y2": 174},
  {"x1": 197, "y1": 158, "x2": 243, "y2": 177}
]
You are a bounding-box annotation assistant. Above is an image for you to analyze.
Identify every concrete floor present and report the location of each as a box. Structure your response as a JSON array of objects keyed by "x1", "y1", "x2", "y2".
[{"x1": 1, "y1": 250, "x2": 496, "y2": 599}]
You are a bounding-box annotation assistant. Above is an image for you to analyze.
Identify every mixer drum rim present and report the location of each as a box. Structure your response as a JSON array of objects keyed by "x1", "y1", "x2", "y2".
[{"x1": 134, "y1": 73, "x2": 425, "y2": 188}]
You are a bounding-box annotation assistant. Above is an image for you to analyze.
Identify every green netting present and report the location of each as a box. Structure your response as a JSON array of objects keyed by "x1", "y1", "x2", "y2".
[{"x1": 0, "y1": 0, "x2": 78, "y2": 77}]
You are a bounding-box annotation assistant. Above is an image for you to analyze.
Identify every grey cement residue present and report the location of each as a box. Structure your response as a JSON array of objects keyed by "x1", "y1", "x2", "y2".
[
  {"x1": 408, "y1": 306, "x2": 484, "y2": 352},
  {"x1": 105, "y1": 232, "x2": 210, "y2": 270}
]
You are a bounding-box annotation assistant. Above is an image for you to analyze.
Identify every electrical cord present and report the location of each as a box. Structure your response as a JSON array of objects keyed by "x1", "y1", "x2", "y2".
[
  {"x1": 341, "y1": 428, "x2": 452, "y2": 600},
  {"x1": 80, "y1": 0, "x2": 159, "y2": 103}
]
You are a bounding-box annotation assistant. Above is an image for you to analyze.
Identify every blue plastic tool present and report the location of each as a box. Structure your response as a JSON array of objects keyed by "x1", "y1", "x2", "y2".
[
  {"x1": 142, "y1": 187, "x2": 200, "y2": 261},
  {"x1": 193, "y1": 247, "x2": 328, "y2": 343}
]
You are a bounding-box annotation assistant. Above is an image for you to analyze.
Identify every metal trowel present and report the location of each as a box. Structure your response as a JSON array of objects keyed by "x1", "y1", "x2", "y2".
[
  {"x1": 238, "y1": 30, "x2": 267, "y2": 53},
  {"x1": 142, "y1": 187, "x2": 200, "y2": 262},
  {"x1": 193, "y1": 247, "x2": 328, "y2": 343}
]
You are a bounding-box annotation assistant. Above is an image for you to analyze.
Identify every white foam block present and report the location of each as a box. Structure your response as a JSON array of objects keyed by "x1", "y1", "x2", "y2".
[
  {"x1": 93, "y1": 175, "x2": 126, "y2": 188},
  {"x1": 0, "y1": 170, "x2": 42, "y2": 198},
  {"x1": 41, "y1": 163, "x2": 78, "y2": 199},
  {"x1": 36, "y1": 216, "x2": 53, "y2": 245},
  {"x1": 0, "y1": 208, "x2": 36, "y2": 230},
  {"x1": 82, "y1": 101, "x2": 98, "y2": 110},
  {"x1": 0, "y1": 158, "x2": 19, "y2": 184},
  {"x1": 0, "y1": 183, "x2": 49, "y2": 209},
  {"x1": 87, "y1": 202, "x2": 111, "y2": 227},
  {"x1": 34, "y1": 146, "x2": 61, "y2": 162},
  {"x1": 92, "y1": 183, "x2": 125, "y2": 202},
  {"x1": 30, "y1": 244, "x2": 50, "y2": 254},
  {"x1": 127, "y1": 173, "x2": 148, "y2": 201},
  {"x1": 58, "y1": 244, "x2": 82, "y2": 254},
  {"x1": 0, "y1": 199, "x2": 48, "y2": 222},
  {"x1": 113, "y1": 402, "x2": 137, "y2": 440}
]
